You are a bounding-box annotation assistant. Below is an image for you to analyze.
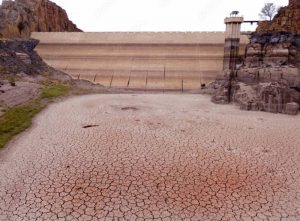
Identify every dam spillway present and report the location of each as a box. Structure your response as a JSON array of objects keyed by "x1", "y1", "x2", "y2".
[{"x1": 32, "y1": 32, "x2": 249, "y2": 90}]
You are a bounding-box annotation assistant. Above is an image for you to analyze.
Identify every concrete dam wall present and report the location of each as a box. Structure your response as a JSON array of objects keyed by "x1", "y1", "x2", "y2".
[{"x1": 32, "y1": 32, "x2": 249, "y2": 90}]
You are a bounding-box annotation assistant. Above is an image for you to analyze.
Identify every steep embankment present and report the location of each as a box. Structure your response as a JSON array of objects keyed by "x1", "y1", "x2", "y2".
[{"x1": 0, "y1": 0, "x2": 81, "y2": 38}]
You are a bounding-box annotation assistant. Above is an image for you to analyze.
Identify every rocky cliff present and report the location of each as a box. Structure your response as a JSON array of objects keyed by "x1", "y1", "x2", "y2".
[
  {"x1": 210, "y1": 0, "x2": 300, "y2": 115},
  {"x1": 211, "y1": 32, "x2": 300, "y2": 115},
  {"x1": 256, "y1": 0, "x2": 300, "y2": 35},
  {"x1": 244, "y1": 33, "x2": 300, "y2": 68},
  {"x1": 0, "y1": 0, "x2": 81, "y2": 38}
]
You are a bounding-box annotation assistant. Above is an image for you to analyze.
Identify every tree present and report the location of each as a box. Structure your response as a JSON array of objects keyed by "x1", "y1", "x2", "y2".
[{"x1": 259, "y1": 3, "x2": 278, "y2": 21}]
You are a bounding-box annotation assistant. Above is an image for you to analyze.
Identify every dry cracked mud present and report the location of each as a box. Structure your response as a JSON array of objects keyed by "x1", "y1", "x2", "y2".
[{"x1": 0, "y1": 94, "x2": 300, "y2": 221}]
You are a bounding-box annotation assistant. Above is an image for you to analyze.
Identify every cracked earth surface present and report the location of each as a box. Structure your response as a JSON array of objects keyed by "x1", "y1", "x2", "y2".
[{"x1": 1, "y1": 94, "x2": 300, "y2": 221}]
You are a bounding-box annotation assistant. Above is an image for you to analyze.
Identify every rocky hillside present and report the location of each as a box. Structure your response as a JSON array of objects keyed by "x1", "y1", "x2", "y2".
[
  {"x1": 0, "y1": 0, "x2": 81, "y2": 38},
  {"x1": 0, "y1": 38, "x2": 70, "y2": 78},
  {"x1": 256, "y1": 0, "x2": 300, "y2": 35},
  {"x1": 211, "y1": 32, "x2": 300, "y2": 115},
  {"x1": 0, "y1": 38, "x2": 70, "y2": 107},
  {"x1": 210, "y1": 0, "x2": 300, "y2": 115}
]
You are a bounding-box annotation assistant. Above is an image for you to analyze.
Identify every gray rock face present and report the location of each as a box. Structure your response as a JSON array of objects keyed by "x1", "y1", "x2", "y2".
[
  {"x1": 2, "y1": 38, "x2": 39, "y2": 52},
  {"x1": 232, "y1": 83, "x2": 259, "y2": 111},
  {"x1": 245, "y1": 33, "x2": 300, "y2": 68},
  {"x1": 15, "y1": 52, "x2": 31, "y2": 64},
  {"x1": 0, "y1": 38, "x2": 72, "y2": 82},
  {"x1": 227, "y1": 81, "x2": 299, "y2": 114},
  {"x1": 285, "y1": 102, "x2": 300, "y2": 115},
  {"x1": 236, "y1": 67, "x2": 300, "y2": 87},
  {"x1": 257, "y1": 82, "x2": 291, "y2": 113},
  {"x1": 211, "y1": 33, "x2": 300, "y2": 115},
  {"x1": 211, "y1": 81, "x2": 231, "y2": 104}
]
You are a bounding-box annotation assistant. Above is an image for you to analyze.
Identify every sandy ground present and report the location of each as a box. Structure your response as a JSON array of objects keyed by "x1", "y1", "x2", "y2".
[
  {"x1": 0, "y1": 81, "x2": 40, "y2": 109},
  {"x1": 0, "y1": 94, "x2": 300, "y2": 221}
]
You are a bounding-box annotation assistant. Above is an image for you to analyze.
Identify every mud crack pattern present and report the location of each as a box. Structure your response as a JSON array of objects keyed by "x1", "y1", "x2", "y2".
[{"x1": 1, "y1": 94, "x2": 300, "y2": 221}]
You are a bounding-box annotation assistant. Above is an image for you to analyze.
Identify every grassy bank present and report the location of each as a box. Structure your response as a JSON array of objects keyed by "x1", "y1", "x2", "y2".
[
  {"x1": 41, "y1": 84, "x2": 70, "y2": 99},
  {"x1": 0, "y1": 83, "x2": 70, "y2": 149}
]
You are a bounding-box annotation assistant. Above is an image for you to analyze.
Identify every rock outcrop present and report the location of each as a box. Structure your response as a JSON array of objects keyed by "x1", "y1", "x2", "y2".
[
  {"x1": 210, "y1": 0, "x2": 300, "y2": 115},
  {"x1": 211, "y1": 32, "x2": 300, "y2": 115},
  {"x1": 0, "y1": 38, "x2": 72, "y2": 80},
  {"x1": 0, "y1": 38, "x2": 69, "y2": 110},
  {"x1": 0, "y1": 0, "x2": 81, "y2": 38},
  {"x1": 0, "y1": 38, "x2": 109, "y2": 110},
  {"x1": 211, "y1": 26, "x2": 300, "y2": 116},
  {"x1": 290, "y1": 0, "x2": 300, "y2": 8},
  {"x1": 244, "y1": 33, "x2": 300, "y2": 68},
  {"x1": 256, "y1": 0, "x2": 300, "y2": 35}
]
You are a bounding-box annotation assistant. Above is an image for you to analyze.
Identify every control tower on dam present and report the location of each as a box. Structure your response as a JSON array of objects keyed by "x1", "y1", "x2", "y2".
[{"x1": 32, "y1": 32, "x2": 249, "y2": 90}]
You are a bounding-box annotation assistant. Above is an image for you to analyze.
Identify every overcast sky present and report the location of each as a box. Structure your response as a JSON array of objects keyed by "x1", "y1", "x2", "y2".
[{"x1": 1, "y1": 0, "x2": 289, "y2": 32}]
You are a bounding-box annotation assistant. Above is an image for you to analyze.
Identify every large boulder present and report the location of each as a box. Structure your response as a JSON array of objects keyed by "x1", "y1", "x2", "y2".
[
  {"x1": 232, "y1": 83, "x2": 259, "y2": 111},
  {"x1": 257, "y1": 82, "x2": 292, "y2": 113},
  {"x1": 210, "y1": 71, "x2": 233, "y2": 104}
]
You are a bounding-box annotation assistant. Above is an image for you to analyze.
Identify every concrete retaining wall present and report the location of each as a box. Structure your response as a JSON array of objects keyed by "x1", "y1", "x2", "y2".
[{"x1": 32, "y1": 32, "x2": 249, "y2": 90}]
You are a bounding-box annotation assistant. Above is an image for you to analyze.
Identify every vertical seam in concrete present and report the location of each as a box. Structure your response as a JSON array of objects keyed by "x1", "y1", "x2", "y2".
[
  {"x1": 110, "y1": 73, "x2": 114, "y2": 88},
  {"x1": 127, "y1": 71, "x2": 131, "y2": 87}
]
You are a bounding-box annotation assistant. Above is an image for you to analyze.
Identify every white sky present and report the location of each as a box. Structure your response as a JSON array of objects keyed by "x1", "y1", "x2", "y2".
[{"x1": 1, "y1": 0, "x2": 289, "y2": 32}]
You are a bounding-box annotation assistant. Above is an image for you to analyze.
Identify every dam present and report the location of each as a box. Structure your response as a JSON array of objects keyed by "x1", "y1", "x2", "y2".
[{"x1": 32, "y1": 32, "x2": 249, "y2": 90}]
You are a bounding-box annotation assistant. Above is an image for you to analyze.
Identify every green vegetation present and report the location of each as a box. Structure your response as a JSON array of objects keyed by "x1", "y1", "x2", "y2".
[
  {"x1": 0, "y1": 101, "x2": 43, "y2": 149},
  {"x1": 41, "y1": 84, "x2": 70, "y2": 99},
  {"x1": 0, "y1": 83, "x2": 70, "y2": 149}
]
